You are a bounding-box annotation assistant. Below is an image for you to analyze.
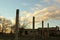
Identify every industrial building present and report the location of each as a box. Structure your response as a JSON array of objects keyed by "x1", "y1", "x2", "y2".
[{"x1": 0, "y1": 9, "x2": 60, "y2": 40}]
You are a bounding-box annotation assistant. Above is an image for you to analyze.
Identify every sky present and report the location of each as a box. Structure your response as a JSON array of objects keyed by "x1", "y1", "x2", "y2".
[{"x1": 0, "y1": 0, "x2": 60, "y2": 29}]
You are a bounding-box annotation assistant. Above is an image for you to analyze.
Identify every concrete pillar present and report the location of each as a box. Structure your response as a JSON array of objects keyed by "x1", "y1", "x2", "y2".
[{"x1": 15, "y1": 9, "x2": 19, "y2": 40}]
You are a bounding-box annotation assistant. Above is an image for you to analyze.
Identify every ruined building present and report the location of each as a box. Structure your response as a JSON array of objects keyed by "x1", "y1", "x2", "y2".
[{"x1": 0, "y1": 9, "x2": 60, "y2": 40}]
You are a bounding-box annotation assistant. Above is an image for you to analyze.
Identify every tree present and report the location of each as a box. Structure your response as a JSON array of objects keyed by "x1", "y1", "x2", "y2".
[{"x1": 0, "y1": 16, "x2": 12, "y2": 33}]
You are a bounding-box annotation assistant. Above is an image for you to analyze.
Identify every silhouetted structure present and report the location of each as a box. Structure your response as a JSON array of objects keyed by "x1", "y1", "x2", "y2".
[
  {"x1": 47, "y1": 23, "x2": 49, "y2": 38},
  {"x1": 42, "y1": 20, "x2": 44, "y2": 28},
  {"x1": 0, "y1": 9, "x2": 60, "y2": 40},
  {"x1": 33, "y1": 16, "x2": 35, "y2": 29},
  {"x1": 42, "y1": 20, "x2": 44, "y2": 40},
  {"x1": 15, "y1": 9, "x2": 19, "y2": 40}
]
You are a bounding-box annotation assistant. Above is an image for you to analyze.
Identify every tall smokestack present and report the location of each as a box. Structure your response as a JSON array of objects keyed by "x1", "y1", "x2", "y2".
[
  {"x1": 33, "y1": 16, "x2": 35, "y2": 29},
  {"x1": 42, "y1": 20, "x2": 44, "y2": 39},
  {"x1": 47, "y1": 23, "x2": 49, "y2": 28},
  {"x1": 47, "y1": 23, "x2": 49, "y2": 38},
  {"x1": 42, "y1": 20, "x2": 44, "y2": 28},
  {"x1": 15, "y1": 9, "x2": 19, "y2": 40}
]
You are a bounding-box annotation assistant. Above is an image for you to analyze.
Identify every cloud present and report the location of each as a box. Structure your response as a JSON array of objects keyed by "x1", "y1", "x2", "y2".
[
  {"x1": 20, "y1": 6, "x2": 60, "y2": 24},
  {"x1": 33, "y1": 8, "x2": 48, "y2": 16},
  {"x1": 40, "y1": 0, "x2": 50, "y2": 3},
  {"x1": 21, "y1": 3, "x2": 28, "y2": 7},
  {"x1": 0, "y1": 16, "x2": 4, "y2": 18},
  {"x1": 7, "y1": 6, "x2": 60, "y2": 29},
  {"x1": 56, "y1": 0, "x2": 60, "y2": 2},
  {"x1": 11, "y1": 19, "x2": 15, "y2": 25},
  {"x1": 31, "y1": 4, "x2": 43, "y2": 11},
  {"x1": 1, "y1": 5, "x2": 60, "y2": 29},
  {"x1": 21, "y1": 11, "x2": 33, "y2": 17}
]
